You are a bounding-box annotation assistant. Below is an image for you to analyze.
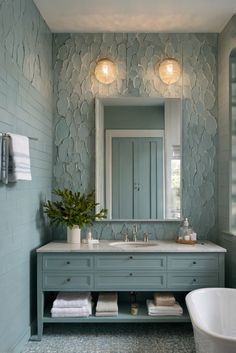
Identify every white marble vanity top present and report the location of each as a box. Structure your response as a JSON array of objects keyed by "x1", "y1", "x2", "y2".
[{"x1": 37, "y1": 240, "x2": 226, "y2": 253}]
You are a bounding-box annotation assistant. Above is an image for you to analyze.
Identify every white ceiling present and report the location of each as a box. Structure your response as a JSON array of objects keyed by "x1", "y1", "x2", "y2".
[{"x1": 33, "y1": 0, "x2": 236, "y2": 33}]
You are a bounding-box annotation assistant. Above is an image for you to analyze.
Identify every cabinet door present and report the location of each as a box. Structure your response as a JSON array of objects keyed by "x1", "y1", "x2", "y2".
[{"x1": 112, "y1": 137, "x2": 163, "y2": 219}]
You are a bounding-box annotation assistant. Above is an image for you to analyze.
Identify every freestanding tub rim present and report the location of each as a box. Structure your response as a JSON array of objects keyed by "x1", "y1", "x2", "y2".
[{"x1": 186, "y1": 287, "x2": 236, "y2": 343}]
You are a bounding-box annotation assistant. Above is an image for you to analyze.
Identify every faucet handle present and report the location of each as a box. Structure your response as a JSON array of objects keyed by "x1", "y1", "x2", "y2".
[
  {"x1": 123, "y1": 232, "x2": 129, "y2": 242},
  {"x1": 143, "y1": 232, "x2": 149, "y2": 242}
]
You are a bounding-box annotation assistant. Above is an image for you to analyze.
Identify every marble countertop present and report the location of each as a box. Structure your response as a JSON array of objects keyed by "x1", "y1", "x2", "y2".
[{"x1": 37, "y1": 240, "x2": 226, "y2": 253}]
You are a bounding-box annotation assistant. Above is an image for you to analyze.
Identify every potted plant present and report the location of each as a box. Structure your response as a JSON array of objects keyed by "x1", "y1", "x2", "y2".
[{"x1": 43, "y1": 189, "x2": 107, "y2": 243}]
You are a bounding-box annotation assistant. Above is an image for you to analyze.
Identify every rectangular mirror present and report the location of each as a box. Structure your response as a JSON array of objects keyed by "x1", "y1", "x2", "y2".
[{"x1": 95, "y1": 96, "x2": 182, "y2": 221}]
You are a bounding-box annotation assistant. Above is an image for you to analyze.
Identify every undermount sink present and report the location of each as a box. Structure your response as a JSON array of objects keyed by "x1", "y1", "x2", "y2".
[{"x1": 109, "y1": 241, "x2": 158, "y2": 248}]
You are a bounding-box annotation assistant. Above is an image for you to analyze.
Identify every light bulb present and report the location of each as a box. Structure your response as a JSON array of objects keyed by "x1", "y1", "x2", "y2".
[
  {"x1": 158, "y1": 58, "x2": 181, "y2": 85},
  {"x1": 95, "y1": 58, "x2": 117, "y2": 84}
]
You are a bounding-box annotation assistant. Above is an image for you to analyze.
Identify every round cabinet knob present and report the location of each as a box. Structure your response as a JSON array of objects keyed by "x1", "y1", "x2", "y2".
[
  {"x1": 66, "y1": 261, "x2": 70, "y2": 265},
  {"x1": 193, "y1": 278, "x2": 196, "y2": 282},
  {"x1": 129, "y1": 273, "x2": 133, "y2": 276},
  {"x1": 67, "y1": 278, "x2": 71, "y2": 282},
  {"x1": 130, "y1": 256, "x2": 133, "y2": 260},
  {"x1": 193, "y1": 261, "x2": 196, "y2": 265}
]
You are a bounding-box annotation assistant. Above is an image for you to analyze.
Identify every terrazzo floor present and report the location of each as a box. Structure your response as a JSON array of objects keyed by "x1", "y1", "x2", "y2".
[{"x1": 22, "y1": 323, "x2": 196, "y2": 353}]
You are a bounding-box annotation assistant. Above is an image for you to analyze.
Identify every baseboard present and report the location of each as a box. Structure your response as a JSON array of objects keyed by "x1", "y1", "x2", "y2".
[{"x1": 7, "y1": 327, "x2": 30, "y2": 353}]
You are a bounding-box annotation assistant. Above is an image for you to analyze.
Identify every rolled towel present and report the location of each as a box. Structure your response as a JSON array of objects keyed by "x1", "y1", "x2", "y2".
[
  {"x1": 51, "y1": 306, "x2": 92, "y2": 317},
  {"x1": 95, "y1": 311, "x2": 118, "y2": 317},
  {"x1": 147, "y1": 299, "x2": 183, "y2": 316},
  {"x1": 96, "y1": 292, "x2": 118, "y2": 313},
  {"x1": 53, "y1": 292, "x2": 91, "y2": 308},
  {"x1": 153, "y1": 292, "x2": 176, "y2": 306}
]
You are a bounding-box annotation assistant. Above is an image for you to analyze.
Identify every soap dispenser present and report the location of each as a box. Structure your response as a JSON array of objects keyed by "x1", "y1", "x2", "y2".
[
  {"x1": 183, "y1": 218, "x2": 190, "y2": 240},
  {"x1": 178, "y1": 218, "x2": 189, "y2": 240}
]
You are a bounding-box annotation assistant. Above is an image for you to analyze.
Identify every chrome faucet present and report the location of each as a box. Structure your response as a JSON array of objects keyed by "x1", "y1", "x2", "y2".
[{"x1": 132, "y1": 224, "x2": 137, "y2": 242}]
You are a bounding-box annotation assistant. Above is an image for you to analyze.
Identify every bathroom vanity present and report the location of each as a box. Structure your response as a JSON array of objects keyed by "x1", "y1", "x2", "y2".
[{"x1": 37, "y1": 240, "x2": 226, "y2": 339}]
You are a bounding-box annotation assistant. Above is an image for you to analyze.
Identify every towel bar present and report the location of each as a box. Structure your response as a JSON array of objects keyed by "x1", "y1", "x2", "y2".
[{"x1": 0, "y1": 132, "x2": 38, "y2": 141}]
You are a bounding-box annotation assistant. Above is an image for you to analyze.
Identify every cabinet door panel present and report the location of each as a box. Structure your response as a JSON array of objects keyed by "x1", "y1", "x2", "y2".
[
  {"x1": 95, "y1": 255, "x2": 166, "y2": 270},
  {"x1": 167, "y1": 272, "x2": 219, "y2": 289},
  {"x1": 167, "y1": 255, "x2": 218, "y2": 271},
  {"x1": 95, "y1": 271, "x2": 166, "y2": 290},
  {"x1": 43, "y1": 255, "x2": 93, "y2": 271},
  {"x1": 43, "y1": 272, "x2": 93, "y2": 290}
]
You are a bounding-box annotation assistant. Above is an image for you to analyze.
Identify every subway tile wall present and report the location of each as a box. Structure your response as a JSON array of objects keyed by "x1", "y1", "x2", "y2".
[{"x1": 0, "y1": 0, "x2": 53, "y2": 352}]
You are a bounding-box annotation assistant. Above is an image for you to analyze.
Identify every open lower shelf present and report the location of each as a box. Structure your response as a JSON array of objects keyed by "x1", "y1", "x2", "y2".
[{"x1": 43, "y1": 302, "x2": 190, "y2": 323}]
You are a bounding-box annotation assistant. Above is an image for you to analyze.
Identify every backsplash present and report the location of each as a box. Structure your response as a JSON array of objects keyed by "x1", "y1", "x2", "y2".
[{"x1": 53, "y1": 33, "x2": 217, "y2": 240}]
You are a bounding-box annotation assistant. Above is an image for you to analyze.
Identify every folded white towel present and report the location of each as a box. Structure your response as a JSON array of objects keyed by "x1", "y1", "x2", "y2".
[
  {"x1": 95, "y1": 311, "x2": 118, "y2": 317},
  {"x1": 51, "y1": 306, "x2": 91, "y2": 317},
  {"x1": 53, "y1": 292, "x2": 91, "y2": 308},
  {"x1": 146, "y1": 300, "x2": 183, "y2": 316},
  {"x1": 7, "y1": 133, "x2": 32, "y2": 182},
  {"x1": 96, "y1": 293, "x2": 118, "y2": 312}
]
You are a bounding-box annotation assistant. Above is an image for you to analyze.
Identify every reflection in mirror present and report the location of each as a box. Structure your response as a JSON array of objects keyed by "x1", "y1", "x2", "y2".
[
  {"x1": 230, "y1": 49, "x2": 236, "y2": 232},
  {"x1": 95, "y1": 97, "x2": 182, "y2": 220}
]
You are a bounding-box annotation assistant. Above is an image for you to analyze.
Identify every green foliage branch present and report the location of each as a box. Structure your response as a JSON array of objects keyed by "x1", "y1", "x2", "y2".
[{"x1": 43, "y1": 189, "x2": 107, "y2": 229}]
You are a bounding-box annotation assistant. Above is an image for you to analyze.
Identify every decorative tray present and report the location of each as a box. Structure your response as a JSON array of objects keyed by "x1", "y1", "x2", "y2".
[{"x1": 176, "y1": 238, "x2": 197, "y2": 245}]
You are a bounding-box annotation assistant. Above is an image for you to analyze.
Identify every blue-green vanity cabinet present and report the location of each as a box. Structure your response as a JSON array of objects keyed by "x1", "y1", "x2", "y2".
[{"x1": 37, "y1": 245, "x2": 225, "y2": 340}]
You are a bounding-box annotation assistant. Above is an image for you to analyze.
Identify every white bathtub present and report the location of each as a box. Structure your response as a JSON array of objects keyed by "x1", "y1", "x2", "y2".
[{"x1": 186, "y1": 288, "x2": 236, "y2": 353}]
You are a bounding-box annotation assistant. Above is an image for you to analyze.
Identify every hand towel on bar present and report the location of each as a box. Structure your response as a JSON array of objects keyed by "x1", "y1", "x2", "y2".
[
  {"x1": 95, "y1": 311, "x2": 118, "y2": 317},
  {"x1": 96, "y1": 292, "x2": 118, "y2": 312},
  {"x1": 7, "y1": 133, "x2": 32, "y2": 182},
  {"x1": 52, "y1": 292, "x2": 92, "y2": 308},
  {"x1": 153, "y1": 292, "x2": 176, "y2": 306},
  {"x1": 0, "y1": 134, "x2": 9, "y2": 184},
  {"x1": 146, "y1": 299, "x2": 183, "y2": 316},
  {"x1": 51, "y1": 306, "x2": 91, "y2": 317}
]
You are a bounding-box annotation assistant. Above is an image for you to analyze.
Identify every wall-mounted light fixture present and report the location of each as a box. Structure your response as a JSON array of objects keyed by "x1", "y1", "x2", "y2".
[
  {"x1": 95, "y1": 58, "x2": 117, "y2": 84},
  {"x1": 158, "y1": 58, "x2": 181, "y2": 85}
]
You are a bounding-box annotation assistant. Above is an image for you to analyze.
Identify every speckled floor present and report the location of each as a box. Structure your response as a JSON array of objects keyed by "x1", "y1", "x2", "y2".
[{"x1": 22, "y1": 323, "x2": 196, "y2": 353}]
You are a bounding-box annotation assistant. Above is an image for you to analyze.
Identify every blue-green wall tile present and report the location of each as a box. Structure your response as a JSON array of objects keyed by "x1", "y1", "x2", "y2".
[
  {"x1": 53, "y1": 33, "x2": 218, "y2": 240},
  {"x1": 0, "y1": 0, "x2": 53, "y2": 352}
]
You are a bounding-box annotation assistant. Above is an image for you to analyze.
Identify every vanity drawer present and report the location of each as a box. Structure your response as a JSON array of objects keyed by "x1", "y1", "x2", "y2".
[
  {"x1": 42, "y1": 255, "x2": 93, "y2": 271},
  {"x1": 95, "y1": 255, "x2": 166, "y2": 271},
  {"x1": 167, "y1": 254, "x2": 218, "y2": 271},
  {"x1": 167, "y1": 272, "x2": 219, "y2": 289},
  {"x1": 95, "y1": 271, "x2": 166, "y2": 290},
  {"x1": 43, "y1": 272, "x2": 93, "y2": 290}
]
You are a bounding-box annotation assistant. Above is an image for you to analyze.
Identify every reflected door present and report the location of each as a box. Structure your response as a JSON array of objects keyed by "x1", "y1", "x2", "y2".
[{"x1": 112, "y1": 137, "x2": 164, "y2": 219}]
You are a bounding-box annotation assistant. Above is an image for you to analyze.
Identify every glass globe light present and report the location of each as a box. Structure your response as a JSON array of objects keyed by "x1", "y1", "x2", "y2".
[
  {"x1": 158, "y1": 58, "x2": 181, "y2": 85},
  {"x1": 95, "y1": 58, "x2": 117, "y2": 84}
]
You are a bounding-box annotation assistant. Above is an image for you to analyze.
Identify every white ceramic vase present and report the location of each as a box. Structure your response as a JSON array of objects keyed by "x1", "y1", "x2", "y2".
[{"x1": 67, "y1": 226, "x2": 81, "y2": 244}]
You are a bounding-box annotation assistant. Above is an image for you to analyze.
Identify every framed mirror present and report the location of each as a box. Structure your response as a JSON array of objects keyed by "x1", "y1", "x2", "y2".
[{"x1": 95, "y1": 96, "x2": 182, "y2": 221}]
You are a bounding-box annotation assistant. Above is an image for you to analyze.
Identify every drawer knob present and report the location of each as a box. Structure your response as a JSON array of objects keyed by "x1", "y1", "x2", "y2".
[
  {"x1": 130, "y1": 256, "x2": 133, "y2": 260},
  {"x1": 193, "y1": 278, "x2": 196, "y2": 282},
  {"x1": 193, "y1": 261, "x2": 196, "y2": 265},
  {"x1": 67, "y1": 278, "x2": 71, "y2": 282},
  {"x1": 129, "y1": 273, "x2": 133, "y2": 276},
  {"x1": 66, "y1": 261, "x2": 70, "y2": 265}
]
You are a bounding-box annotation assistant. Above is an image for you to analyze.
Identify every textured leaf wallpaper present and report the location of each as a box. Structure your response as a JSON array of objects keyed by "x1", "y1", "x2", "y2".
[{"x1": 53, "y1": 33, "x2": 217, "y2": 240}]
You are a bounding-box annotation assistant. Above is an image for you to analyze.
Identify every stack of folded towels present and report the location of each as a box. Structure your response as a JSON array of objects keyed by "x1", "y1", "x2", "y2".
[
  {"x1": 146, "y1": 292, "x2": 183, "y2": 316},
  {"x1": 95, "y1": 292, "x2": 118, "y2": 317},
  {"x1": 51, "y1": 292, "x2": 92, "y2": 317}
]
